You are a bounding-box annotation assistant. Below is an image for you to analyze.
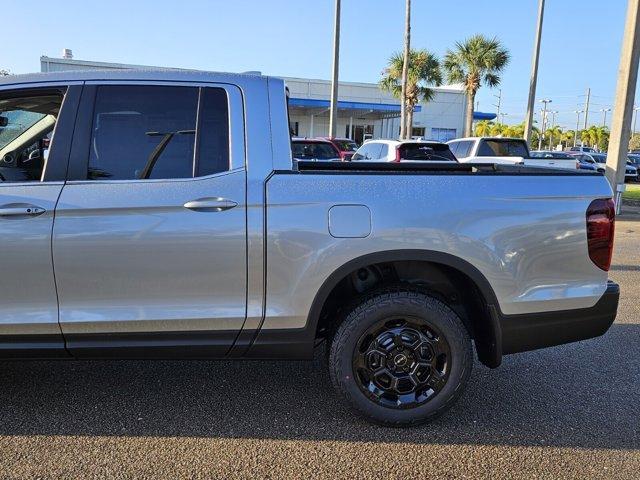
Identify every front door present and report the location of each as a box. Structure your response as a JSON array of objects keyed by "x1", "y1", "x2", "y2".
[
  {"x1": 0, "y1": 84, "x2": 80, "y2": 356},
  {"x1": 53, "y1": 83, "x2": 247, "y2": 357}
]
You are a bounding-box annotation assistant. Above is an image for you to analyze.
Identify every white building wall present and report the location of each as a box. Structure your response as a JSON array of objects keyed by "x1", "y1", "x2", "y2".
[{"x1": 284, "y1": 76, "x2": 465, "y2": 141}]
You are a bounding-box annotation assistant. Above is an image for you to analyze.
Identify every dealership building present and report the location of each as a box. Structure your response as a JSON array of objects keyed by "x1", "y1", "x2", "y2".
[{"x1": 40, "y1": 53, "x2": 479, "y2": 144}]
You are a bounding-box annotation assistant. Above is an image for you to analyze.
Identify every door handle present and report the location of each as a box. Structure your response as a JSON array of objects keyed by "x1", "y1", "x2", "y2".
[
  {"x1": 183, "y1": 197, "x2": 238, "y2": 212},
  {"x1": 0, "y1": 204, "x2": 46, "y2": 218}
]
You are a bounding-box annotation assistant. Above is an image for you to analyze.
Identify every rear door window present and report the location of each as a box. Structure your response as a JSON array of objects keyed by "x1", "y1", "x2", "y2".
[
  {"x1": 353, "y1": 143, "x2": 379, "y2": 160},
  {"x1": 456, "y1": 141, "x2": 472, "y2": 158},
  {"x1": 87, "y1": 85, "x2": 229, "y2": 180},
  {"x1": 379, "y1": 144, "x2": 389, "y2": 160}
]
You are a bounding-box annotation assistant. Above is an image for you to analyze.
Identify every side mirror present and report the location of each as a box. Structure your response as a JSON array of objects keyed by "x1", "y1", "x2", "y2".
[{"x1": 0, "y1": 116, "x2": 8, "y2": 127}]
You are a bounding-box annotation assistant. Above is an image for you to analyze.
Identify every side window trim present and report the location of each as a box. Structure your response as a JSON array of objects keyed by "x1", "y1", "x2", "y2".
[
  {"x1": 0, "y1": 84, "x2": 82, "y2": 183},
  {"x1": 42, "y1": 85, "x2": 82, "y2": 182},
  {"x1": 66, "y1": 81, "x2": 245, "y2": 182}
]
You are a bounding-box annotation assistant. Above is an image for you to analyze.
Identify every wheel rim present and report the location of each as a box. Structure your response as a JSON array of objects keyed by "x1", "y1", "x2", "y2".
[{"x1": 352, "y1": 316, "x2": 452, "y2": 409}]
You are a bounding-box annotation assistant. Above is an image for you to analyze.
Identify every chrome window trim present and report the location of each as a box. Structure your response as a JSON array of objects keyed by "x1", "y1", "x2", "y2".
[
  {"x1": 80, "y1": 80, "x2": 246, "y2": 182},
  {"x1": 65, "y1": 166, "x2": 244, "y2": 186}
]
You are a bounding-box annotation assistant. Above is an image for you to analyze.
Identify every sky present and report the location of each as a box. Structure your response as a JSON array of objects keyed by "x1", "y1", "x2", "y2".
[{"x1": 2, "y1": 0, "x2": 632, "y2": 130}]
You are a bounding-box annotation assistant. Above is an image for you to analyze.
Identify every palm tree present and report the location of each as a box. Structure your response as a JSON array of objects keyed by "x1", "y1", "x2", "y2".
[
  {"x1": 489, "y1": 122, "x2": 504, "y2": 137},
  {"x1": 473, "y1": 120, "x2": 494, "y2": 136},
  {"x1": 380, "y1": 49, "x2": 442, "y2": 138},
  {"x1": 544, "y1": 126, "x2": 563, "y2": 150},
  {"x1": 443, "y1": 35, "x2": 510, "y2": 137},
  {"x1": 562, "y1": 130, "x2": 576, "y2": 149}
]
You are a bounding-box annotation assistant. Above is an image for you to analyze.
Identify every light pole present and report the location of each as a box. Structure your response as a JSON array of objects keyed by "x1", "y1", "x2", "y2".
[
  {"x1": 400, "y1": 0, "x2": 411, "y2": 139},
  {"x1": 574, "y1": 110, "x2": 584, "y2": 147},
  {"x1": 499, "y1": 112, "x2": 508, "y2": 124},
  {"x1": 633, "y1": 106, "x2": 640, "y2": 134},
  {"x1": 524, "y1": 0, "x2": 546, "y2": 144},
  {"x1": 538, "y1": 99, "x2": 552, "y2": 150},
  {"x1": 328, "y1": 0, "x2": 341, "y2": 139},
  {"x1": 549, "y1": 111, "x2": 559, "y2": 149},
  {"x1": 606, "y1": 0, "x2": 640, "y2": 197},
  {"x1": 600, "y1": 108, "x2": 612, "y2": 127}
]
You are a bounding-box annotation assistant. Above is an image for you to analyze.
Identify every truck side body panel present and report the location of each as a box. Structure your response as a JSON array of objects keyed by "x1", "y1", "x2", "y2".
[{"x1": 262, "y1": 172, "x2": 612, "y2": 334}]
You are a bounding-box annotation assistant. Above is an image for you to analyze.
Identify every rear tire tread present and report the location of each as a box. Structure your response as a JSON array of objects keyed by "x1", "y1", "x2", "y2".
[{"x1": 329, "y1": 284, "x2": 473, "y2": 426}]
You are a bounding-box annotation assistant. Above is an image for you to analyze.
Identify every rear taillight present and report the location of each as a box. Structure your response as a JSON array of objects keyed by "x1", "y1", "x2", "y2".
[
  {"x1": 394, "y1": 147, "x2": 401, "y2": 162},
  {"x1": 586, "y1": 198, "x2": 615, "y2": 271}
]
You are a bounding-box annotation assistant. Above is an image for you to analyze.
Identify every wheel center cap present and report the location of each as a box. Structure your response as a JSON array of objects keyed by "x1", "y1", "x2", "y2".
[{"x1": 394, "y1": 353, "x2": 408, "y2": 367}]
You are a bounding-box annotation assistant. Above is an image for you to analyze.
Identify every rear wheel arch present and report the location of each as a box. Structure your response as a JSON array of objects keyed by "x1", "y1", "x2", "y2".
[{"x1": 308, "y1": 250, "x2": 503, "y2": 368}]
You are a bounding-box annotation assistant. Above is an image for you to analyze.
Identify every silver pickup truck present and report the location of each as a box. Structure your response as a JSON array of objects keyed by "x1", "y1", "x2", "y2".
[{"x1": 0, "y1": 71, "x2": 619, "y2": 426}]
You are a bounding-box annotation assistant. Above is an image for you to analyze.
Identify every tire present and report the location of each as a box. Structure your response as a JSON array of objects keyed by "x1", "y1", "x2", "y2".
[{"x1": 328, "y1": 285, "x2": 473, "y2": 427}]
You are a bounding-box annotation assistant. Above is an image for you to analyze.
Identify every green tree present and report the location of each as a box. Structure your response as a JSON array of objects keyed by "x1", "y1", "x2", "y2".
[
  {"x1": 473, "y1": 120, "x2": 494, "y2": 136},
  {"x1": 629, "y1": 132, "x2": 640, "y2": 151},
  {"x1": 380, "y1": 49, "x2": 442, "y2": 137},
  {"x1": 443, "y1": 35, "x2": 510, "y2": 137},
  {"x1": 544, "y1": 126, "x2": 563, "y2": 150},
  {"x1": 562, "y1": 129, "x2": 577, "y2": 149},
  {"x1": 580, "y1": 126, "x2": 609, "y2": 151},
  {"x1": 0, "y1": 69, "x2": 9, "y2": 76}
]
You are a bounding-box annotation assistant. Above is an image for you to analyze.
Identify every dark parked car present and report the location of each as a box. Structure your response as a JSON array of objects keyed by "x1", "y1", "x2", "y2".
[{"x1": 291, "y1": 138, "x2": 341, "y2": 162}]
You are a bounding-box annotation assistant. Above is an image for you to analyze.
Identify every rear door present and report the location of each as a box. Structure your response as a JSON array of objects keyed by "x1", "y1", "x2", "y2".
[
  {"x1": 53, "y1": 82, "x2": 247, "y2": 357},
  {"x1": 0, "y1": 84, "x2": 80, "y2": 357}
]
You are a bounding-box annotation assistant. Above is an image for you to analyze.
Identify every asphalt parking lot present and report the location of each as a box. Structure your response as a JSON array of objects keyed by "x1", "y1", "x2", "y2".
[{"x1": 0, "y1": 218, "x2": 638, "y2": 479}]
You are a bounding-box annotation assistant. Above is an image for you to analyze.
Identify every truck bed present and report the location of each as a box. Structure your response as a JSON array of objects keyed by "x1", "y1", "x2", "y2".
[{"x1": 294, "y1": 160, "x2": 600, "y2": 176}]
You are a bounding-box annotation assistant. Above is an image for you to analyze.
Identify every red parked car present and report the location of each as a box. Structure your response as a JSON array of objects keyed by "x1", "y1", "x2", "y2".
[{"x1": 319, "y1": 137, "x2": 359, "y2": 161}]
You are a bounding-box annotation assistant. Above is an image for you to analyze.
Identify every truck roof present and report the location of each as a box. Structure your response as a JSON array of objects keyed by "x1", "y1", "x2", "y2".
[
  {"x1": 0, "y1": 69, "x2": 271, "y2": 87},
  {"x1": 447, "y1": 137, "x2": 526, "y2": 142}
]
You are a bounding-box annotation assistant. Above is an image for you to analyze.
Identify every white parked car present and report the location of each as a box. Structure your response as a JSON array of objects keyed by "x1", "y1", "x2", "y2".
[
  {"x1": 447, "y1": 137, "x2": 578, "y2": 170},
  {"x1": 351, "y1": 139, "x2": 457, "y2": 163}
]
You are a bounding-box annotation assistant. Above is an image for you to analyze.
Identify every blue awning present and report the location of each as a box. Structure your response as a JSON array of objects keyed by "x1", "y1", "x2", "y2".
[
  {"x1": 289, "y1": 97, "x2": 421, "y2": 113},
  {"x1": 473, "y1": 111, "x2": 497, "y2": 121}
]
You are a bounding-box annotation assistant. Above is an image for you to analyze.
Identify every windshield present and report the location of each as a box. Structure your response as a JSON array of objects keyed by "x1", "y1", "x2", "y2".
[
  {"x1": 292, "y1": 142, "x2": 339, "y2": 160},
  {"x1": 478, "y1": 139, "x2": 529, "y2": 157},
  {"x1": 333, "y1": 140, "x2": 358, "y2": 152},
  {"x1": 591, "y1": 154, "x2": 607, "y2": 163},
  {"x1": 0, "y1": 110, "x2": 47, "y2": 150},
  {"x1": 399, "y1": 143, "x2": 457, "y2": 162},
  {"x1": 628, "y1": 154, "x2": 640, "y2": 165}
]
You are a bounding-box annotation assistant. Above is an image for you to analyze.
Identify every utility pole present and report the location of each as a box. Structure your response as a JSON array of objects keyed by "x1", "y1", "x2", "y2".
[
  {"x1": 600, "y1": 108, "x2": 611, "y2": 127},
  {"x1": 574, "y1": 110, "x2": 584, "y2": 147},
  {"x1": 524, "y1": 0, "x2": 545, "y2": 144},
  {"x1": 606, "y1": 0, "x2": 640, "y2": 205},
  {"x1": 400, "y1": 0, "x2": 411, "y2": 139},
  {"x1": 328, "y1": 0, "x2": 341, "y2": 139},
  {"x1": 499, "y1": 112, "x2": 508, "y2": 124},
  {"x1": 538, "y1": 99, "x2": 552, "y2": 150},
  {"x1": 493, "y1": 89, "x2": 502, "y2": 122},
  {"x1": 583, "y1": 87, "x2": 591, "y2": 129}
]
